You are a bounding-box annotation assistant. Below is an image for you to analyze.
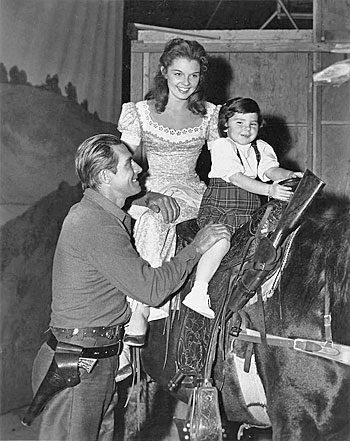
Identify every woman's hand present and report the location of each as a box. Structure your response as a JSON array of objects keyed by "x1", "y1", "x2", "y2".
[{"x1": 146, "y1": 192, "x2": 180, "y2": 223}]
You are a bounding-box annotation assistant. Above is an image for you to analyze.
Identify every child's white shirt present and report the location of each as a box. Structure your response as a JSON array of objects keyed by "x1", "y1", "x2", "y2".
[{"x1": 208, "y1": 137, "x2": 280, "y2": 183}]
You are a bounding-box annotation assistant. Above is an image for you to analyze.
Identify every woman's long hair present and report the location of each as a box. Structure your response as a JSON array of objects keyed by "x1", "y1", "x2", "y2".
[{"x1": 145, "y1": 38, "x2": 209, "y2": 115}]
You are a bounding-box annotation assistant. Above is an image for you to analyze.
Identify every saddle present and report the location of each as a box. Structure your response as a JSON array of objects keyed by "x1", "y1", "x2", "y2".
[
  {"x1": 168, "y1": 172, "x2": 325, "y2": 439},
  {"x1": 169, "y1": 200, "x2": 286, "y2": 440},
  {"x1": 172, "y1": 173, "x2": 328, "y2": 387},
  {"x1": 171, "y1": 198, "x2": 286, "y2": 392}
]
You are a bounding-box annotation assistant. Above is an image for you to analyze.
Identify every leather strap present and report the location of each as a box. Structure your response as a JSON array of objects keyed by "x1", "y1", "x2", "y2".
[
  {"x1": 233, "y1": 328, "x2": 350, "y2": 366},
  {"x1": 47, "y1": 331, "x2": 122, "y2": 359},
  {"x1": 50, "y1": 324, "x2": 124, "y2": 340}
]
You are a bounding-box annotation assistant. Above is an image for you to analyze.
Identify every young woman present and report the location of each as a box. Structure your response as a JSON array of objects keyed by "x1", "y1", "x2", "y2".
[{"x1": 117, "y1": 38, "x2": 221, "y2": 343}]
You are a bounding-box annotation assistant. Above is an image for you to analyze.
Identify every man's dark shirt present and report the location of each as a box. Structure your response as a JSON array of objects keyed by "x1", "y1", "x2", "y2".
[{"x1": 50, "y1": 189, "x2": 200, "y2": 328}]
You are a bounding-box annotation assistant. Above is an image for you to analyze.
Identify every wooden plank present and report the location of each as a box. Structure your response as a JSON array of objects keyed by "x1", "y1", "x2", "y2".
[
  {"x1": 130, "y1": 51, "x2": 143, "y2": 102},
  {"x1": 320, "y1": 53, "x2": 350, "y2": 122},
  {"x1": 324, "y1": 30, "x2": 350, "y2": 43},
  {"x1": 312, "y1": 52, "x2": 323, "y2": 176},
  {"x1": 307, "y1": 52, "x2": 314, "y2": 170},
  {"x1": 260, "y1": 125, "x2": 308, "y2": 172},
  {"x1": 135, "y1": 29, "x2": 313, "y2": 42},
  {"x1": 321, "y1": 121, "x2": 350, "y2": 125},
  {"x1": 313, "y1": 0, "x2": 322, "y2": 42},
  {"x1": 321, "y1": 125, "x2": 350, "y2": 196},
  {"x1": 149, "y1": 52, "x2": 161, "y2": 90},
  {"x1": 226, "y1": 52, "x2": 309, "y2": 123},
  {"x1": 131, "y1": 41, "x2": 342, "y2": 54},
  {"x1": 133, "y1": 23, "x2": 221, "y2": 40},
  {"x1": 321, "y1": 0, "x2": 350, "y2": 42},
  {"x1": 142, "y1": 52, "x2": 149, "y2": 100},
  {"x1": 280, "y1": 126, "x2": 309, "y2": 172}
]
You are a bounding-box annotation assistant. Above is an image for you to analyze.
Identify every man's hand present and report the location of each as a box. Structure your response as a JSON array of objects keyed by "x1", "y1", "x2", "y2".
[
  {"x1": 192, "y1": 223, "x2": 231, "y2": 255},
  {"x1": 146, "y1": 192, "x2": 180, "y2": 223}
]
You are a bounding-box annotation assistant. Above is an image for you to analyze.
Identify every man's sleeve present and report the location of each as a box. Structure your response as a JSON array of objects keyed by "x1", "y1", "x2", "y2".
[{"x1": 86, "y1": 221, "x2": 200, "y2": 306}]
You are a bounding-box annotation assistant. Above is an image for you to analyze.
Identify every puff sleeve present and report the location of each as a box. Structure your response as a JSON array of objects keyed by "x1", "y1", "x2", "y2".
[
  {"x1": 206, "y1": 104, "x2": 221, "y2": 147},
  {"x1": 117, "y1": 102, "x2": 142, "y2": 148}
]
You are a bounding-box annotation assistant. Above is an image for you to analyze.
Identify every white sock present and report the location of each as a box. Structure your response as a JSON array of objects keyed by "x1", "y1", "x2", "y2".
[{"x1": 190, "y1": 280, "x2": 209, "y2": 296}]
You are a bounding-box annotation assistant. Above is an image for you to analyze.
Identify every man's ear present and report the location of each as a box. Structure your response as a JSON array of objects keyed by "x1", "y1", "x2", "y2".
[{"x1": 100, "y1": 169, "x2": 111, "y2": 184}]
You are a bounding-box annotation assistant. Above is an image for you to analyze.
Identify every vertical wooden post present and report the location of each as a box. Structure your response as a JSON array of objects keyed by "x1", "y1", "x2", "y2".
[{"x1": 312, "y1": 0, "x2": 323, "y2": 176}]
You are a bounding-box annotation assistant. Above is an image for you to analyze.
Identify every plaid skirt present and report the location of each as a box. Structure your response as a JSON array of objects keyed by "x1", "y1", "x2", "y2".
[{"x1": 198, "y1": 178, "x2": 261, "y2": 234}]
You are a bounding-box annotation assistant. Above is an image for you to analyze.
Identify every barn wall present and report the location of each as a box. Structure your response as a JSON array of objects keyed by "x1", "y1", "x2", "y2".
[
  {"x1": 129, "y1": 16, "x2": 350, "y2": 197},
  {"x1": 314, "y1": 0, "x2": 350, "y2": 198}
]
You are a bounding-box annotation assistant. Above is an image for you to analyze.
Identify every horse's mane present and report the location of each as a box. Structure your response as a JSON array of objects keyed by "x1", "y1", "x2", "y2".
[{"x1": 285, "y1": 197, "x2": 350, "y2": 310}]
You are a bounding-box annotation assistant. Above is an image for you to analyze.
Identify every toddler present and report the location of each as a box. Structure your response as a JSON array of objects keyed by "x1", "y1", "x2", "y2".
[{"x1": 183, "y1": 97, "x2": 303, "y2": 318}]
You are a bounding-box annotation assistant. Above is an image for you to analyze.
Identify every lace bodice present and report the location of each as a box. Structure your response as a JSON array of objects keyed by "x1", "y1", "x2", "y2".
[{"x1": 118, "y1": 101, "x2": 220, "y2": 197}]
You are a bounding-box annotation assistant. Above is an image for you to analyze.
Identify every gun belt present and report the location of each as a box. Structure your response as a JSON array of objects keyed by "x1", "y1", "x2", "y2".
[{"x1": 47, "y1": 330, "x2": 123, "y2": 359}]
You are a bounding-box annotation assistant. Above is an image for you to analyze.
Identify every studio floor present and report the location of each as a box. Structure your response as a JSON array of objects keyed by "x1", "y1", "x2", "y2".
[
  {"x1": 0, "y1": 407, "x2": 40, "y2": 441},
  {"x1": 0, "y1": 402, "x2": 272, "y2": 441},
  {"x1": 0, "y1": 405, "x2": 184, "y2": 441}
]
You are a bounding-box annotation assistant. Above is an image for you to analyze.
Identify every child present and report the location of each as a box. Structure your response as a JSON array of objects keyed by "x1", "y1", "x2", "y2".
[{"x1": 183, "y1": 97, "x2": 303, "y2": 318}]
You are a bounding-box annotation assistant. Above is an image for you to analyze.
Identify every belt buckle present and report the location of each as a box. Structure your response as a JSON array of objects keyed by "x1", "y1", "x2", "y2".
[{"x1": 105, "y1": 328, "x2": 116, "y2": 340}]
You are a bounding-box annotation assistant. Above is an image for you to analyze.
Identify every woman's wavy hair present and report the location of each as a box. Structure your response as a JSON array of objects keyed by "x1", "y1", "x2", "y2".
[
  {"x1": 218, "y1": 97, "x2": 263, "y2": 137},
  {"x1": 75, "y1": 134, "x2": 123, "y2": 190},
  {"x1": 145, "y1": 38, "x2": 209, "y2": 115}
]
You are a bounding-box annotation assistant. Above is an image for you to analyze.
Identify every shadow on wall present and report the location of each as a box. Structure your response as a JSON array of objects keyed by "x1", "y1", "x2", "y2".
[
  {"x1": 259, "y1": 115, "x2": 300, "y2": 171},
  {"x1": 206, "y1": 55, "x2": 233, "y2": 105},
  {"x1": 0, "y1": 182, "x2": 83, "y2": 413},
  {"x1": 196, "y1": 56, "x2": 233, "y2": 184},
  {"x1": 0, "y1": 80, "x2": 119, "y2": 413}
]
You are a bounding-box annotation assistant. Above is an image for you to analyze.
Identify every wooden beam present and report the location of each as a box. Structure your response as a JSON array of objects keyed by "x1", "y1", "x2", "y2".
[
  {"x1": 132, "y1": 29, "x2": 313, "y2": 42},
  {"x1": 131, "y1": 41, "x2": 344, "y2": 54}
]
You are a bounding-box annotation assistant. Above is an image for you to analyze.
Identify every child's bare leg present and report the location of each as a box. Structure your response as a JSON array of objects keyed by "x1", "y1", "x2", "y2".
[
  {"x1": 183, "y1": 238, "x2": 230, "y2": 318},
  {"x1": 197, "y1": 238, "x2": 231, "y2": 283}
]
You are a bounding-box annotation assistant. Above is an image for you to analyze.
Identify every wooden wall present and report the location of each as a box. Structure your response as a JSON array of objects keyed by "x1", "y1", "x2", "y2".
[
  {"x1": 314, "y1": 0, "x2": 350, "y2": 198},
  {"x1": 128, "y1": 1, "x2": 350, "y2": 197}
]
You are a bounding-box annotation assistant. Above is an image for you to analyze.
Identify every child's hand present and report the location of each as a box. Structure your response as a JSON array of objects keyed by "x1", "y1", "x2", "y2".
[
  {"x1": 288, "y1": 171, "x2": 304, "y2": 179},
  {"x1": 269, "y1": 182, "x2": 293, "y2": 201}
]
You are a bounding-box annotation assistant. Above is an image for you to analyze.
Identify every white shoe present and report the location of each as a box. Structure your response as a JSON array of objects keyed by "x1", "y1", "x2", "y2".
[{"x1": 183, "y1": 289, "x2": 215, "y2": 319}]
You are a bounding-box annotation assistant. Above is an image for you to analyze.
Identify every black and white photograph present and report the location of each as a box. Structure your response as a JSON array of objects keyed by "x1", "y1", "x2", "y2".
[{"x1": 1, "y1": 1, "x2": 349, "y2": 440}]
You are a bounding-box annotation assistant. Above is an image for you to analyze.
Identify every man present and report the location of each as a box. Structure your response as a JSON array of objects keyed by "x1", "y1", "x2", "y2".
[{"x1": 26, "y1": 134, "x2": 230, "y2": 441}]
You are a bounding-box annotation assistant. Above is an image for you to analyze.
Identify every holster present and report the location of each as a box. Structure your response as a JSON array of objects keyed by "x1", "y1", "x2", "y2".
[{"x1": 22, "y1": 341, "x2": 82, "y2": 426}]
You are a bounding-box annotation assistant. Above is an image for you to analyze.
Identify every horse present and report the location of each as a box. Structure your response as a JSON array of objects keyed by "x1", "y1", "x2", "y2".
[{"x1": 141, "y1": 174, "x2": 350, "y2": 441}]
